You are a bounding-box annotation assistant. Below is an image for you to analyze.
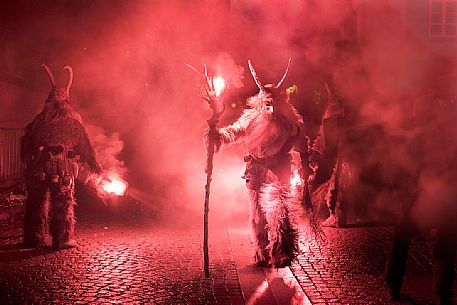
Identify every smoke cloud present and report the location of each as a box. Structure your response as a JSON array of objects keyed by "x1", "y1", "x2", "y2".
[{"x1": 1, "y1": 0, "x2": 456, "y2": 226}]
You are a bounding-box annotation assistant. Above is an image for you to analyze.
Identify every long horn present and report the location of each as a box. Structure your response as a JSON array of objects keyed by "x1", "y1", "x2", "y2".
[
  {"x1": 324, "y1": 81, "x2": 332, "y2": 101},
  {"x1": 248, "y1": 60, "x2": 266, "y2": 93},
  {"x1": 275, "y1": 58, "x2": 291, "y2": 88},
  {"x1": 41, "y1": 63, "x2": 56, "y2": 87},
  {"x1": 64, "y1": 66, "x2": 73, "y2": 90}
]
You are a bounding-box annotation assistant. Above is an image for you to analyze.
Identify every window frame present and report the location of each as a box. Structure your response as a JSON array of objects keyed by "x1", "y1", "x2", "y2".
[{"x1": 428, "y1": 0, "x2": 457, "y2": 38}]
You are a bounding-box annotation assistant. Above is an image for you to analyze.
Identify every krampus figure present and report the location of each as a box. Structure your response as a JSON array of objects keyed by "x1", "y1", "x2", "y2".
[
  {"x1": 211, "y1": 60, "x2": 311, "y2": 267},
  {"x1": 21, "y1": 64, "x2": 102, "y2": 250},
  {"x1": 311, "y1": 84, "x2": 347, "y2": 227}
]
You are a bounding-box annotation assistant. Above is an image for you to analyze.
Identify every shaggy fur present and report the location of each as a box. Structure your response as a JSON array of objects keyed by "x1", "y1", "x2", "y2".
[
  {"x1": 218, "y1": 92, "x2": 311, "y2": 267},
  {"x1": 23, "y1": 181, "x2": 49, "y2": 247},
  {"x1": 21, "y1": 100, "x2": 100, "y2": 173},
  {"x1": 49, "y1": 184, "x2": 76, "y2": 249},
  {"x1": 260, "y1": 182, "x2": 299, "y2": 266},
  {"x1": 21, "y1": 65, "x2": 101, "y2": 249}
]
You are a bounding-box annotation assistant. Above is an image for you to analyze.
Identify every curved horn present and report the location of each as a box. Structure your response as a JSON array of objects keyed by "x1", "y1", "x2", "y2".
[
  {"x1": 248, "y1": 60, "x2": 266, "y2": 93},
  {"x1": 275, "y1": 58, "x2": 291, "y2": 88},
  {"x1": 41, "y1": 63, "x2": 56, "y2": 87},
  {"x1": 64, "y1": 66, "x2": 73, "y2": 90}
]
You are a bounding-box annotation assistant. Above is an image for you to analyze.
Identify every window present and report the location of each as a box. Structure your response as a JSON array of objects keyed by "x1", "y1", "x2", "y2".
[{"x1": 429, "y1": 0, "x2": 457, "y2": 37}]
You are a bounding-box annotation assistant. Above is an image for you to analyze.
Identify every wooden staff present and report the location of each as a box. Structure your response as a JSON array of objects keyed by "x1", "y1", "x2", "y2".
[{"x1": 187, "y1": 63, "x2": 225, "y2": 278}]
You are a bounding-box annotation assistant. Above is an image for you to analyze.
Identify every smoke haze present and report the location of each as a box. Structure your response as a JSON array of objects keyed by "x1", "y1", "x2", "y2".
[{"x1": 1, "y1": 0, "x2": 456, "y2": 226}]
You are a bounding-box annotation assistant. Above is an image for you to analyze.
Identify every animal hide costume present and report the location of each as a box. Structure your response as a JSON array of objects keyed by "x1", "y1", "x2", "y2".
[
  {"x1": 21, "y1": 64, "x2": 102, "y2": 250},
  {"x1": 214, "y1": 60, "x2": 311, "y2": 267},
  {"x1": 311, "y1": 85, "x2": 348, "y2": 227}
]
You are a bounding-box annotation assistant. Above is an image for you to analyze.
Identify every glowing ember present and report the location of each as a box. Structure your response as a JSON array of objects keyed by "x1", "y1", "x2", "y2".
[
  {"x1": 212, "y1": 76, "x2": 226, "y2": 97},
  {"x1": 290, "y1": 169, "x2": 302, "y2": 187},
  {"x1": 96, "y1": 173, "x2": 127, "y2": 196}
]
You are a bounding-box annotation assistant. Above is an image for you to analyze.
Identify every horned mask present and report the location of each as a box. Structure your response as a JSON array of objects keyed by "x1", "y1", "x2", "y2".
[
  {"x1": 42, "y1": 64, "x2": 73, "y2": 103},
  {"x1": 248, "y1": 58, "x2": 291, "y2": 108}
]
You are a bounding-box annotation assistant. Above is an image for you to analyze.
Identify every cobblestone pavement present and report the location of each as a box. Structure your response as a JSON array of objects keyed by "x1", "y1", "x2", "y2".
[
  {"x1": 1, "y1": 204, "x2": 456, "y2": 305},
  {"x1": 292, "y1": 223, "x2": 456, "y2": 305},
  {"x1": 0, "y1": 213, "x2": 244, "y2": 305}
]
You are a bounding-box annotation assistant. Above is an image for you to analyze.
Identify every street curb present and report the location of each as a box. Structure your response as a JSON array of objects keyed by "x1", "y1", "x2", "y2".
[{"x1": 226, "y1": 225, "x2": 312, "y2": 305}]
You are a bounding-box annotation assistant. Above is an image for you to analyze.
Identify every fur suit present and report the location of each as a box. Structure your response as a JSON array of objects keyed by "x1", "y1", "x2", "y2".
[
  {"x1": 216, "y1": 60, "x2": 310, "y2": 267},
  {"x1": 312, "y1": 86, "x2": 347, "y2": 228},
  {"x1": 21, "y1": 64, "x2": 102, "y2": 250}
]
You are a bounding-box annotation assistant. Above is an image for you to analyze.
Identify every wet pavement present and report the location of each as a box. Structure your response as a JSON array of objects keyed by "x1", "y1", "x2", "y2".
[{"x1": 0, "y1": 200, "x2": 455, "y2": 305}]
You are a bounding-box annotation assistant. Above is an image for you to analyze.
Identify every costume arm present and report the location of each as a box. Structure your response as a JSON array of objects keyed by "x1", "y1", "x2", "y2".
[
  {"x1": 218, "y1": 108, "x2": 256, "y2": 145},
  {"x1": 75, "y1": 123, "x2": 102, "y2": 174}
]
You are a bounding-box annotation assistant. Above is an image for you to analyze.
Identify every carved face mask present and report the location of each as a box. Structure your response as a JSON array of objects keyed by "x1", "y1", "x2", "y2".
[{"x1": 248, "y1": 58, "x2": 291, "y2": 112}]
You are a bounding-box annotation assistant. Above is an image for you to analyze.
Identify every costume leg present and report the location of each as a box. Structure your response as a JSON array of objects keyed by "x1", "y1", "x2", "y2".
[
  {"x1": 260, "y1": 182, "x2": 298, "y2": 268},
  {"x1": 323, "y1": 158, "x2": 345, "y2": 227},
  {"x1": 433, "y1": 228, "x2": 456, "y2": 304},
  {"x1": 248, "y1": 188, "x2": 270, "y2": 266},
  {"x1": 245, "y1": 161, "x2": 270, "y2": 265},
  {"x1": 49, "y1": 183, "x2": 76, "y2": 249},
  {"x1": 23, "y1": 180, "x2": 49, "y2": 247}
]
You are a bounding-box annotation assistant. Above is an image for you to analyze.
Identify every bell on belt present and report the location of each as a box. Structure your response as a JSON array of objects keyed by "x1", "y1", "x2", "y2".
[{"x1": 50, "y1": 173, "x2": 59, "y2": 183}]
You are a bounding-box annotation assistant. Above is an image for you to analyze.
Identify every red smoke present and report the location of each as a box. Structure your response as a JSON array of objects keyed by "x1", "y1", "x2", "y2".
[{"x1": 1, "y1": 1, "x2": 456, "y2": 226}]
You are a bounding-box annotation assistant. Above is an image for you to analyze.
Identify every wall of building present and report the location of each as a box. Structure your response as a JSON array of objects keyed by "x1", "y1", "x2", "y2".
[
  {"x1": 355, "y1": 0, "x2": 457, "y2": 98},
  {"x1": 0, "y1": 128, "x2": 24, "y2": 186}
]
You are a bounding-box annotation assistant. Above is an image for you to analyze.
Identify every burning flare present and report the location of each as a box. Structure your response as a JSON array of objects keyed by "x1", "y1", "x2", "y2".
[
  {"x1": 212, "y1": 76, "x2": 226, "y2": 97},
  {"x1": 93, "y1": 172, "x2": 128, "y2": 197},
  {"x1": 290, "y1": 169, "x2": 302, "y2": 187},
  {"x1": 101, "y1": 175, "x2": 127, "y2": 196}
]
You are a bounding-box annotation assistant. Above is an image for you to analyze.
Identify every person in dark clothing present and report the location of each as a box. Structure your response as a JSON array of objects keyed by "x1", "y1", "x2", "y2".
[{"x1": 386, "y1": 94, "x2": 457, "y2": 305}]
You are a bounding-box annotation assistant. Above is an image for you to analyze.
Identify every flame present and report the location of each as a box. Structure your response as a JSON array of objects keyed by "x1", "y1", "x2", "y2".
[
  {"x1": 290, "y1": 169, "x2": 302, "y2": 187},
  {"x1": 96, "y1": 172, "x2": 127, "y2": 196},
  {"x1": 212, "y1": 76, "x2": 226, "y2": 97}
]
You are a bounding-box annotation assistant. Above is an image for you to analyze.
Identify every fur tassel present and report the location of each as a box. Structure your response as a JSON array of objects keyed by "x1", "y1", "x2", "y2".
[
  {"x1": 23, "y1": 186, "x2": 50, "y2": 246},
  {"x1": 260, "y1": 182, "x2": 299, "y2": 265},
  {"x1": 248, "y1": 189, "x2": 270, "y2": 263},
  {"x1": 50, "y1": 187, "x2": 76, "y2": 248}
]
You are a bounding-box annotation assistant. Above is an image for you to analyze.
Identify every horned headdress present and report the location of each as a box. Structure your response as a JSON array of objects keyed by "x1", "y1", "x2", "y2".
[
  {"x1": 42, "y1": 63, "x2": 73, "y2": 103},
  {"x1": 248, "y1": 58, "x2": 291, "y2": 98}
]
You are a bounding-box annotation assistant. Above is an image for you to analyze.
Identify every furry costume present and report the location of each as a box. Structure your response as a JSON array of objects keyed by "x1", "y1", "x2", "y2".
[
  {"x1": 216, "y1": 60, "x2": 310, "y2": 267},
  {"x1": 21, "y1": 64, "x2": 102, "y2": 250},
  {"x1": 311, "y1": 86, "x2": 348, "y2": 227}
]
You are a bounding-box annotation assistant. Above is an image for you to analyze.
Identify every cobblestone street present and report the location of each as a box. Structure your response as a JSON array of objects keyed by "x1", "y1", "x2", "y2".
[
  {"x1": 0, "y1": 207, "x2": 244, "y2": 305},
  {"x1": 0, "y1": 202, "x2": 455, "y2": 304},
  {"x1": 3, "y1": 0, "x2": 457, "y2": 304},
  {"x1": 292, "y1": 224, "x2": 447, "y2": 305}
]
